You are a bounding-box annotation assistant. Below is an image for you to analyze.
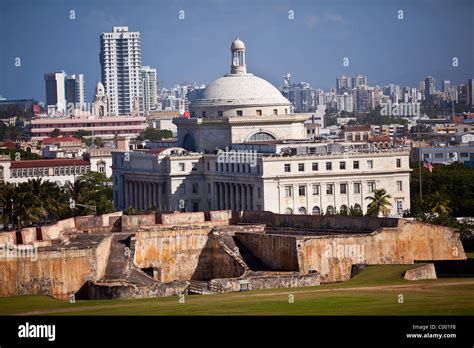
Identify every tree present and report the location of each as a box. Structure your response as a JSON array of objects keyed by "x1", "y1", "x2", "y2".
[
  {"x1": 365, "y1": 189, "x2": 392, "y2": 217},
  {"x1": 427, "y1": 191, "x2": 452, "y2": 217},
  {"x1": 74, "y1": 129, "x2": 91, "y2": 140},
  {"x1": 138, "y1": 128, "x2": 174, "y2": 141},
  {"x1": 50, "y1": 128, "x2": 62, "y2": 138}
]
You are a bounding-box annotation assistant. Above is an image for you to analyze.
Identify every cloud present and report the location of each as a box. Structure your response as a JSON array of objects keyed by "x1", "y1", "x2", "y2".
[{"x1": 305, "y1": 13, "x2": 344, "y2": 29}]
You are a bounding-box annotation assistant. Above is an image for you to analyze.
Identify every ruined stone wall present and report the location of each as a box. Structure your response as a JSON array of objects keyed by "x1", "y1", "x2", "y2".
[
  {"x1": 297, "y1": 220, "x2": 466, "y2": 283},
  {"x1": 234, "y1": 233, "x2": 299, "y2": 271},
  {"x1": 0, "y1": 231, "x2": 16, "y2": 245},
  {"x1": 39, "y1": 217, "x2": 75, "y2": 240},
  {"x1": 133, "y1": 227, "x2": 212, "y2": 282},
  {"x1": 210, "y1": 273, "x2": 320, "y2": 292},
  {"x1": 121, "y1": 214, "x2": 156, "y2": 232},
  {"x1": 161, "y1": 212, "x2": 205, "y2": 225},
  {"x1": 0, "y1": 235, "x2": 112, "y2": 299},
  {"x1": 85, "y1": 280, "x2": 188, "y2": 300},
  {"x1": 239, "y1": 211, "x2": 398, "y2": 231}
]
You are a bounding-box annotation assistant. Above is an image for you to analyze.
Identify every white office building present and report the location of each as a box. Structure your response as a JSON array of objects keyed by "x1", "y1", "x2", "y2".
[
  {"x1": 100, "y1": 26, "x2": 142, "y2": 116},
  {"x1": 139, "y1": 66, "x2": 158, "y2": 114}
]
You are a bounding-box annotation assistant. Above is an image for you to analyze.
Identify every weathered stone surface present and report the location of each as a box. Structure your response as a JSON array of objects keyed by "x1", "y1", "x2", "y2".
[
  {"x1": 121, "y1": 214, "x2": 156, "y2": 231},
  {"x1": 39, "y1": 218, "x2": 75, "y2": 240},
  {"x1": 0, "y1": 235, "x2": 112, "y2": 299},
  {"x1": 20, "y1": 227, "x2": 37, "y2": 244},
  {"x1": 0, "y1": 231, "x2": 16, "y2": 245},
  {"x1": 161, "y1": 212, "x2": 205, "y2": 225},
  {"x1": 210, "y1": 273, "x2": 320, "y2": 292},
  {"x1": 85, "y1": 280, "x2": 188, "y2": 300},
  {"x1": 404, "y1": 264, "x2": 437, "y2": 280}
]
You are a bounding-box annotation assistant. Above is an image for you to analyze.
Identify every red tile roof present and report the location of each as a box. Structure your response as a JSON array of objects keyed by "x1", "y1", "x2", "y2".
[
  {"x1": 10, "y1": 159, "x2": 90, "y2": 169},
  {"x1": 42, "y1": 136, "x2": 81, "y2": 144}
]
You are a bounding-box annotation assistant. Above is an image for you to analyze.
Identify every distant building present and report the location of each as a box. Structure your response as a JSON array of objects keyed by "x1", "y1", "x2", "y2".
[
  {"x1": 0, "y1": 99, "x2": 35, "y2": 113},
  {"x1": 351, "y1": 75, "x2": 367, "y2": 89},
  {"x1": 100, "y1": 26, "x2": 141, "y2": 116},
  {"x1": 66, "y1": 74, "x2": 86, "y2": 112},
  {"x1": 336, "y1": 93, "x2": 353, "y2": 113},
  {"x1": 44, "y1": 71, "x2": 67, "y2": 114},
  {"x1": 424, "y1": 76, "x2": 436, "y2": 102},
  {"x1": 139, "y1": 66, "x2": 158, "y2": 114},
  {"x1": 336, "y1": 75, "x2": 351, "y2": 94},
  {"x1": 468, "y1": 79, "x2": 474, "y2": 106},
  {"x1": 411, "y1": 143, "x2": 474, "y2": 165}
]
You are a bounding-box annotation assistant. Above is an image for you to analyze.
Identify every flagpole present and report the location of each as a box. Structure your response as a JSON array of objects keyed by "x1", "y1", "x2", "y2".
[{"x1": 419, "y1": 145, "x2": 422, "y2": 202}]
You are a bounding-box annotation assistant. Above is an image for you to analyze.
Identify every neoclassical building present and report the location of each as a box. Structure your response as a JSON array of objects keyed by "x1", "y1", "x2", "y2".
[{"x1": 112, "y1": 39, "x2": 411, "y2": 215}]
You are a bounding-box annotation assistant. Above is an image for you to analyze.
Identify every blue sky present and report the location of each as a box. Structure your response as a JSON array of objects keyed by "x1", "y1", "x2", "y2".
[{"x1": 0, "y1": 0, "x2": 473, "y2": 103}]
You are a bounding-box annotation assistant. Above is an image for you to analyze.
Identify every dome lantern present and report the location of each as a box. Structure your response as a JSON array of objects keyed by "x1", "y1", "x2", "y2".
[{"x1": 230, "y1": 38, "x2": 246, "y2": 74}]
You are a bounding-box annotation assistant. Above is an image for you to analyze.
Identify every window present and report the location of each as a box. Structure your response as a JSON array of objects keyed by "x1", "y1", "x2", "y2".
[
  {"x1": 217, "y1": 111, "x2": 223, "y2": 117},
  {"x1": 367, "y1": 160, "x2": 373, "y2": 169},
  {"x1": 192, "y1": 183, "x2": 199, "y2": 194},
  {"x1": 326, "y1": 162, "x2": 332, "y2": 170},
  {"x1": 208, "y1": 183, "x2": 211, "y2": 193},
  {"x1": 397, "y1": 181, "x2": 403, "y2": 191},
  {"x1": 312, "y1": 206, "x2": 321, "y2": 215},
  {"x1": 367, "y1": 182, "x2": 375, "y2": 193},
  {"x1": 298, "y1": 207, "x2": 307, "y2": 215},
  {"x1": 354, "y1": 183, "x2": 361, "y2": 194},
  {"x1": 284, "y1": 163, "x2": 291, "y2": 172},
  {"x1": 340, "y1": 161, "x2": 346, "y2": 170},
  {"x1": 326, "y1": 206, "x2": 335, "y2": 215},
  {"x1": 340, "y1": 183, "x2": 347, "y2": 194},
  {"x1": 202, "y1": 111, "x2": 206, "y2": 117},
  {"x1": 460, "y1": 152, "x2": 468, "y2": 158},
  {"x1": 179, "y1": 184, "x2": 186, "y2": 194},
  {"x1": 256, "y1": 109, "x2": 262, "y2": 116},
  {"x1": 285, "y1": 185, "x2": 293, "y2": 197},
  {"x1": 236, "y1": 110, "x2": 243, "y2": 116},
  {"x1": 326, "y1": 184, "x2": 333, "y2": 195},
  {"x1": 298, "y1": 185, "x2": 306, "y2": 196},
  {"x1": 312, "y1": 162, "x2": 318, "y2": 171},
  {"x1": 215, "y1": 162, "x2": 218, "y2": 171},
  {"x1": 298, "y1": 163, "x2": 305, "y2": 172},
  {"x1": 192, "y1": 162, "x2": 198, "y2": 171},
  {"x1": 179, "y1": 163, "x2": 185, "y2": 171},
  {"x1": 285, "y1": 208, "x2": 293, "y2": 214},
  {"x1": 11, "y1": 169, "x2": 16, "y2": 178},
  {"x1": 220, "y1": 163, "x2": 224, "y2": 171},
  {"x1": 207, "y1": 162, "x2": 210, "y2": 171},
  {"x1": 396, "y1": 158, "x2": 401, "y2": 167},
  {"x1": 312, "y1": 184, "x2": 320, "y2": 195},
  {"x1": 423, "y1": 153, "x2": 430, "y2": 159},
  {"x1": 353, "y1": 161, "x2": 359, "y2": 169}
]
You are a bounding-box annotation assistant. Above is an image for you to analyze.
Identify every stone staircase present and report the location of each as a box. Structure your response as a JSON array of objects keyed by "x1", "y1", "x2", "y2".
[{"x1": 101, "y1": 233, "x2": 156, "y2": 285}]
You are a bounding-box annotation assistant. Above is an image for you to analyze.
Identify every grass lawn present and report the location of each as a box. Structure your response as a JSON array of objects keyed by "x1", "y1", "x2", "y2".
[{"x1": 0, "y1": 265, "x2": 473, "y2": 316}]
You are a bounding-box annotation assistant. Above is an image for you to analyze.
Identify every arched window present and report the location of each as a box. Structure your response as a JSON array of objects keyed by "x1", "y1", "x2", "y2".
[
  {"x1": 312, "y1": 206, "x2": 321, "y2": 215},
  {"x1": 340, "y1": 205, "x2": 348, "y2": 215},
  {"x1": 97, "y1": 160, "x2": 106, "y2": 174},
  {"x1": 284, "y1": 208, "x2": 293, "y2": 214},
  {"x1": 298, "y1": 207, "x2": 307, "y2": 215},
  {"x1": 248, "y1": 132, "x2": 276, "y2": 142},
  {"x1": 326, "y1": 205, "x2": 335, "y2": 215},
  {"x1": 183, "y1": 133, "x2": 196, "y2": 151},
  {"x1": 354, "y1": 203, "x2": 362, "y2": 213}
]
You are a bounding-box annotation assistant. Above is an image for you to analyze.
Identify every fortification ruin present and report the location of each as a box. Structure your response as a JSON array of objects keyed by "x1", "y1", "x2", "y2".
[{"x1": 0, "y1": 210, "x2": 466, "y2": 300}]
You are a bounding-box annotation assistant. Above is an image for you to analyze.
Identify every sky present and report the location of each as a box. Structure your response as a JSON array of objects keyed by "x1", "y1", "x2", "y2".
[{"x1": 0, "y1": 0, "x2": 473, "y2": 103}]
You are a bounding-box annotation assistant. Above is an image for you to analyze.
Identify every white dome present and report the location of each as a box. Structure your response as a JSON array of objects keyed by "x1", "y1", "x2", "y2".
[
  {"x1": 231, "y1": 38, "x2": 246, "y2": 50},
  {"x1": 192, "y1": 73, "x2": 290, "y2": 108}
]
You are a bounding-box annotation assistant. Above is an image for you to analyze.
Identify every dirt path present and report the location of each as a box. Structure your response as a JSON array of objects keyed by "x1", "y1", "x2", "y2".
[{"x1": 16, "y1": 279, "x2": 474, "y2": 316}]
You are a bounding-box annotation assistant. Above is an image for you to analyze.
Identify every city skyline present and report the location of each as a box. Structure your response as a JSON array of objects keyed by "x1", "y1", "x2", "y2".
[{"x1": 1, "y1": 0, "x2": 473, "y2": 103}]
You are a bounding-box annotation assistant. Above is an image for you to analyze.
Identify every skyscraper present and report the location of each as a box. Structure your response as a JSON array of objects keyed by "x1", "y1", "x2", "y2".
[
  {"x1": 139, "y1": 66, "x2": 157, "y2": 114},
  {"x1": 336, "y1": 75, "x2": 351, "y2": 94},
  {"x1": 351, "y1": 74, "x2": 367, "y2": 89},
  {"x1": 44, "y1": 71, "x2": 67, "y2": 114},
  {"x1": 442, "y1": 80, "x2": 451, "y2": 92},
  {"x1": 100, "y1": 26, "x2": 141, "y2": 116},
  {"x1": 424, "y1": 76, "x2": 436, "y2": 102},
  {"x1": 468, "y1": 79, "x2": 474, "y2": 106},
  {"x1": 66, "y1": 74, "x2": 86, "y2": 111}
]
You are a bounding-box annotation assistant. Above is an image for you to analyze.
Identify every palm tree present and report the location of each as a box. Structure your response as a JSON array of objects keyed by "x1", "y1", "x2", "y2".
[
  {"x1": 365, "y1": 189, "x2": 393, "y2": 217},
  {"x1": 427, "y1": 191, "x2": 452, "y2": 216}
]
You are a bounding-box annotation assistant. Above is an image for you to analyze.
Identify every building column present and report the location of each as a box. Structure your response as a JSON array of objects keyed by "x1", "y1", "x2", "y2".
[
  {"x1": 230, "y1": 183, "x2": 235, "y2": 211},
  {"x1": 139, "y1": 182, "x2": 144, "y2": 211},
  {"x1": 133, "y1": 181, "x2": 139, "y2": 209},
  {"x1": 124, "y1": 180, "x2": 129, "y2": 209},
  {"x1": 248, "y1": 184, "x2": 253, "y2": 210}
]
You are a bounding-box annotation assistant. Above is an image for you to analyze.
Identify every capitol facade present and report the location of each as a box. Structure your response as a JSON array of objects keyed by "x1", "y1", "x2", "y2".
[{"x1": 112, "y1": 39, "x2": 411, "y2": 216}]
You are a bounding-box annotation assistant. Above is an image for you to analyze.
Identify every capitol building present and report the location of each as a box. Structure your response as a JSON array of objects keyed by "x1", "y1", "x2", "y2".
[{"x1": 112, "y1": 39, "x2": 411, "y2": 216}]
